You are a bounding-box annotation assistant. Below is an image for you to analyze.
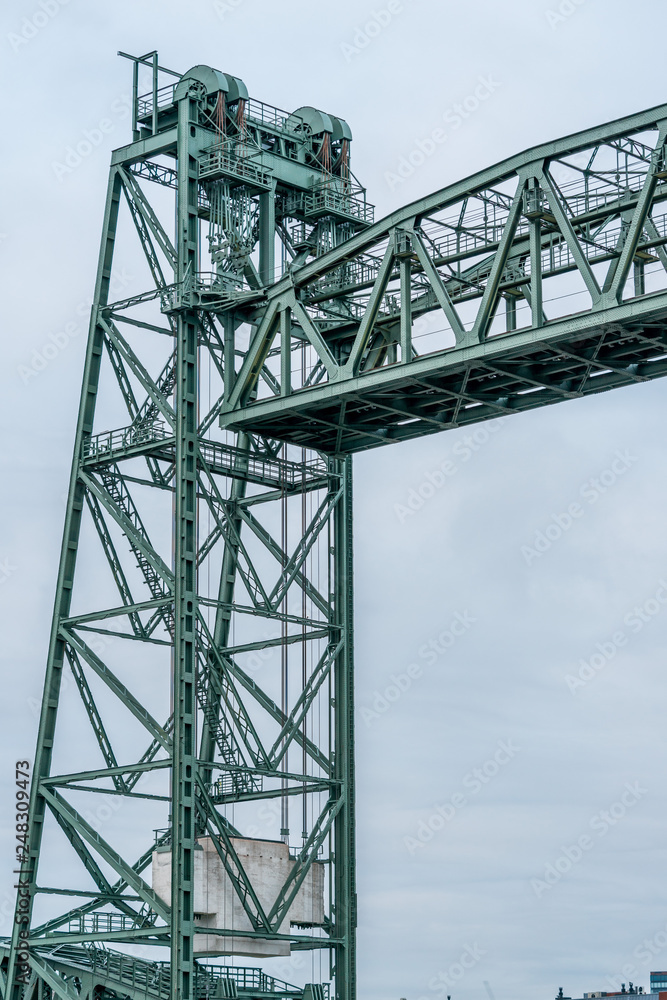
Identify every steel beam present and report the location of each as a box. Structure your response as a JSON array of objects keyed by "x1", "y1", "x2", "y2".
[{"x1": 15, "y1": 51, "x2": 667, "y2": 1000}]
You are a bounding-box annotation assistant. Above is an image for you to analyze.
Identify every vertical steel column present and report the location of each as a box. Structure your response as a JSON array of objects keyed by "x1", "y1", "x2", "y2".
[
  {"x1": 170, "y1": 90, "x2": 199, "y2": 1000},
  {"x1": 506, "y1": 294, "x2": 517, "y2": 332},
  {"x1": 259, "y1": 182, "x2": 276, "y2": 287},
  {"x1": 131, "y1": 59, "x2": 139, "y2": 140},
  {"x1": 333, "y1": 456, "x2": 356, "y2": 1000},
  {"x1": 529, "y1": 178, "x2": 543, "y2": 329},
  {"x1": 400, "y1": 254, "x2": 412, "y2": 362},
  {"x1": 223, "y1": 311, "x2": 235, "y2": 401},
  {"x1": 280, "y1": 308, "x2": 292, "y2": 396},
  {"x1": 6, "y1": 167, "x2": 122, "y2": 1000},
  {"x1": 152, "y1": 52, "x2": 159, "y2": 136}
]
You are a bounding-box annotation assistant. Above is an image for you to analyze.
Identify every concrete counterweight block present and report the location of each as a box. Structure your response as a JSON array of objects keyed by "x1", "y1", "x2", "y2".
[{"x1": 152, "y1": 836, "x2": 325, "y2": 957}]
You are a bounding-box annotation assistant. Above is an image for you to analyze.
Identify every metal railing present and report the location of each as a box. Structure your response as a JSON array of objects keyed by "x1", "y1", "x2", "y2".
[
  {"x1": 67, "y1": 913, "x2": 152, "y2": 935},
  {"x1": 424, "y1": 168, "x2": 667, "y2": 262},
  {"x1": 137, "y1": 82, "x2": 177, "y2": 119},
  {"x1": 304, "y1": 188, "x2": 374, "y2": 225},
  {"x1": 285, "y1": 189, "x2": 374, "y2": 226},
  {"x1": 198, "y1": 439, "x2": 327, "y2": 490},
  {"x1": 30, "y1": 943, "x2": 322, "y2": 999},
  {"x1": 303, "y1": 256, "x2": 382, "y2": 300},
  {"x1": 206, "y1": 772, "x2": 262, "y2": 798},
  {"x1": 83, "y1": 422, "x2": 328, "y2": 490},
  {"x1": 200, "y1": 144, "x2": 273, "y2": 188},
  {"x1": 75, "y1": 948, "x2": 171, "y2": 1000},
  {"x1": 245, "y1": 98, "x2": 304, "y2": 134},
  {"x1": 84, "y1": 422, "x2": 171, "y2": 462},
  {"x1": 197, "y1": 964, "x2": 312, "y2": 998}
]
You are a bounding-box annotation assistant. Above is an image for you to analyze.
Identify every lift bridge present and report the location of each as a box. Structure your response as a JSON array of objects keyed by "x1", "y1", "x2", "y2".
[{"x1": 5, "y1": 47, "x2": 667, "y2": 1000}]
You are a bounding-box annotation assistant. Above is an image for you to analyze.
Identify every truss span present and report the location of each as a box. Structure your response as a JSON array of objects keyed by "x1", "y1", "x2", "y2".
[{"x1": 219, "y1": 102, "x2": 667, "y2": 452}]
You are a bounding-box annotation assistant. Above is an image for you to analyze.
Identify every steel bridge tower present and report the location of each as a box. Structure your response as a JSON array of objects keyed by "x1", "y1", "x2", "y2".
[
  {"x1": 7, "y1": 48, "x2": 667, "y2": 1000},
  {"x1": 4, "y1": 52, "x2": 366, "y2": 1000}
]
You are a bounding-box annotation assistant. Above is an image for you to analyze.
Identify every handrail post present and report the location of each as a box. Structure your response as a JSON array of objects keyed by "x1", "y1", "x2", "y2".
[
  {"x1": 152, "y1": 52, "x2": 158, "y2": 136},
  {"x1": 132, "y1": 59, "x2": 139, "y2": 141}
]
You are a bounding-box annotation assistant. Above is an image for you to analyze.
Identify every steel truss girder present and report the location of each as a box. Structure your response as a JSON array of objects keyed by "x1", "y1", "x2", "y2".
[{"x1": 218, "y1": 102, "x2": 667, "y2": 454}]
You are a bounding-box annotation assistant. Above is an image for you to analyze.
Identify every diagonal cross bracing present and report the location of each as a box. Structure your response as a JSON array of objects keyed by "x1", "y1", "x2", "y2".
[
  {"x1": 219, "y1": 103, "x2": 667, "y2": 454},
  {"x1": 20, "y1": 57, "x2": 667, "y2": 1000}
]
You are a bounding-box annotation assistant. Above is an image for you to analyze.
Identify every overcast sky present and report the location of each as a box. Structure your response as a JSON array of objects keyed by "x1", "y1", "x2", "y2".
[{"x1": 3, "y1": 3, "x2": 667, "y2": 1000}]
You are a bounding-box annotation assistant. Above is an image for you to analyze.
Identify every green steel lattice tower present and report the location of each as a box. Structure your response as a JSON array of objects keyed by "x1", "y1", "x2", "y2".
[
  {"x1": 8, "y1": 48, "x2": 667, "y2": 1000},
  {"x1": 5, "y1": 52, "x2": 364, "y2": 1000}
]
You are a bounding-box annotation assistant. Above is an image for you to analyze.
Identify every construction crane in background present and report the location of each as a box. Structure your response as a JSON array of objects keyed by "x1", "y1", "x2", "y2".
[{"x1": 5, "y1": 48, "x2": 667, "y2": 1000}]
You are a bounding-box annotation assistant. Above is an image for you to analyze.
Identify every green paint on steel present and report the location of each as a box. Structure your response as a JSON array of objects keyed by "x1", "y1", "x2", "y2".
[{"x1": 10, "y1": 47, "x2": 667, "y2": 1000}]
